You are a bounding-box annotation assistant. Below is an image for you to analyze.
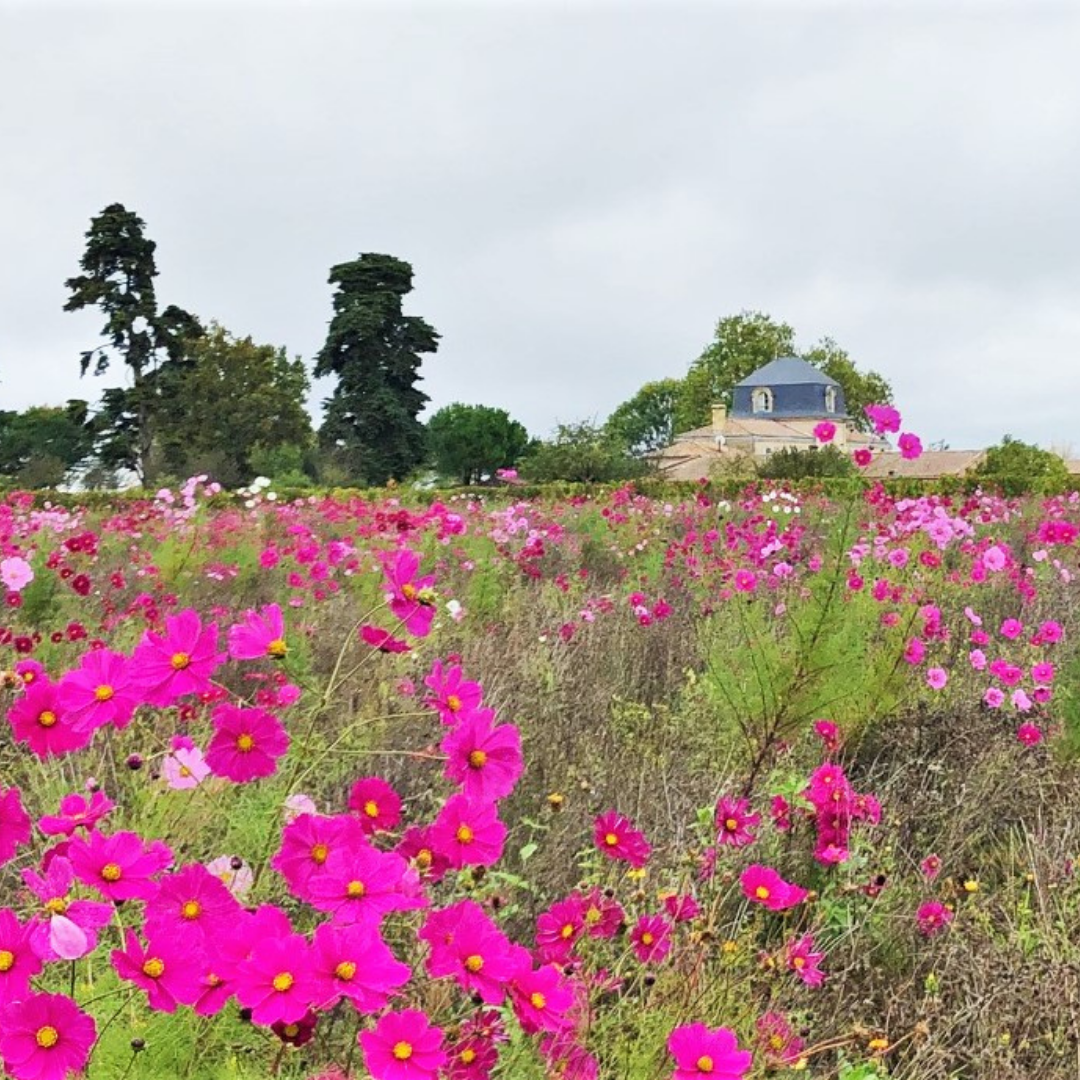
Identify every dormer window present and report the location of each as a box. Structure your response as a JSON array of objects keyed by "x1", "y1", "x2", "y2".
[
  {"x1": 825, "y1": 387, "x2": 837, "y2": 414},
  {"x1": 752, "y1": 388, "x2": 774, "y2": 414}
]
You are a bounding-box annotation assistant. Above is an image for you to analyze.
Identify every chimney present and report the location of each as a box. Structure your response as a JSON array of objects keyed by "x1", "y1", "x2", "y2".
[{"x1": 711, "y1": 403, "x2": 727, "y2": 434}]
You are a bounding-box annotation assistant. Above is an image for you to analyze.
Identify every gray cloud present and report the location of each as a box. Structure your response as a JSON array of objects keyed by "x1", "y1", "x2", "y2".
[{"x1": 2, "y1": 2, "x2": 1080, "y2": 452}]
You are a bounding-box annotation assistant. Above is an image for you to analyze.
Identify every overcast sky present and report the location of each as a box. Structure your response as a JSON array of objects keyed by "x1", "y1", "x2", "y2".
[{"x1": 2, "y1": 1, "x2": 1080, "y2": 451}]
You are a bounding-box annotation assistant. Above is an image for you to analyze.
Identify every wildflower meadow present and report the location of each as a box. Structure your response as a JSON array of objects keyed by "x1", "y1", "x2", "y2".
[{"x1": 3, "y1": 412, "x2": 1080, "y2": 1080}]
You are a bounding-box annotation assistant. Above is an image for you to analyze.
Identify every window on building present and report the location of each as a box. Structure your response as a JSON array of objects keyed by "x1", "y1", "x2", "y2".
[
  {"x1": 825, "y1": 387, "x2": 837, "y2": 413},
  {"x1": 752, "y1": 388, "x2": 774, "y2": 413}
]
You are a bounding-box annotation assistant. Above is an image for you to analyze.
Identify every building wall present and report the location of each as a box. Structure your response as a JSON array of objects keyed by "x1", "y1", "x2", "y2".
[{"x1": 732, "y1": 382, "x2": 846, "y2": 419}]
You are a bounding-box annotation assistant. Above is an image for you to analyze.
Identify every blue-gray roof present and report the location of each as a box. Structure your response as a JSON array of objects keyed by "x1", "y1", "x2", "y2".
[{"x1": 734, "y1": 357, "x2": 839, "y2": 388}]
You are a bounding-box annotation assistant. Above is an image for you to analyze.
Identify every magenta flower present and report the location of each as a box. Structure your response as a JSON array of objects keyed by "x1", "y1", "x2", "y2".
[
  {"x1": 111, "y1": 929, "x2": 203, "y2": 1013},
  {"x1": 7, "y1": 680, "x2": 90, "y2": 760},
  {"x1": 755, "y1": 1011, "x2": 804, "y2": 1067},
  {"x1": 1032, "y1": 661, "x2": 1055, "y2": 685},
  {"x1": 442, "y1": 712, "x2": 524, "y2": 802},
  {"x1": 786, "y1": 934, "x2": 825, "y2": 987},
  {"x1": 0, "y1": 788, "x2": 31, "y2": 868},
  {"x1": 714, "y1": 796, "x2": 760, "y2": 848},
  {"x1": 396, "y1": 825, "x2": 452, "y2": 884},
  {"x1": 144, "y1": 863, "x2": 242, "y2": 944},
  {"x1": 898, "y1": 433, "x2": 923, "y2": 460},
  {"x1": 864, "y1": 403, "x2": 901, "y2": 435},
  {"x1": 421, "y1": 902, "x2": 518, "y2": 1004},
  {"x1": 593, "y1": 811, "x2": 651, "y2": 869},
  {"x1": 360, "y1": 625, "x2": 412, "y2": 654},
  {"x1": 425, "y1": 660, "x2": 483, "y2": 723},
  {"x1": 131, "y1": 608, "x2": 225, "y2": 706},
  {"x1": 360, "y1": 1009, "x2": 447, "y2": 1080},
  {"x1": 310, "y1": 921, "x2": 411, "y2": 1013},
  {"x1": 228, "y1": 603, "x2": 288, "y2": 660},
  {"x1": 1000, "y1": 618, "x2": 1024, "y2": 640},
  {"x1": 206, "y1": 704, "x2": 289, "y2": 782},
  {"x1": 38, "y1": 791, "x2": 114, "y2": 837},
  {"x1": 56, "y1": 649, "x2": 139, "y2": 734},
  {"x1": 348, "y1": 776, "x2": 403, "y2": 834},
  {"x1": 272, "y1": 813, "x2": 365, "y2": 897},
  {"x1": 510, "y1": 963, "x2": 574, "y2": 1035},
  {"x1": 920, "y1": 854, "x2": 942, "y2": 879},
  {"x1": 630, "y1": 915, "x2": 672, "y2": 964},
  {"x1": 431, "y1": 794, "x2": 507, "y2": 869},
  {"x1": 384, "y1": 550, "x2": 437, "y2": 638},
  {"x1": 68, "y1": 829, "x2": 172, "y2": 902},
  {"x1": 916, "y1": 900, "x2": 954, "y2": 936},
  {"x1": 307, "y1": 845, "x2": 424, "y2": 925},
  {"x1": 0, "y1": 909, "x2": 43, "y2": 1006},
  {"x1": 664, "y1": 893, "x2": 701, "y2": 922},
  {"x1": 22, "y1": 857, "x2": 112, "y2": 962},
  {"x1": 741, "y1": 864, "x2": 807, "y2": 911},
  {"x1": 853, "y1": 447, "x2": 873, "y2": 468},
  {"x1": 536, "y1": 895, "x2": 587, "y2": 963},
  {"x1": 667, "y1": 1022, "x2": 752, "y2": 1080},
  {"x1": 235, "y1": 932, "x2": 317, "y2": 1026},
  {"x1": 926, "y1": 667, "x2": 948, "y2": 690},
  {"x1": 0, "y1": 992, "x2": 96, "y2": 1080},
  {"x1": 813, "y1": 421, "x2": 836, "y2": 443},
  {"x1": 1017, "y1": 722, "x2": 1044, "y2": 746}
]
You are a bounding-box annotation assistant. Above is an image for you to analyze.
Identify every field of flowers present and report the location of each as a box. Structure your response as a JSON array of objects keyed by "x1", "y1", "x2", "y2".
[{"x1": 3, "y1": 468, "x2": 1080, "y2": 1080}]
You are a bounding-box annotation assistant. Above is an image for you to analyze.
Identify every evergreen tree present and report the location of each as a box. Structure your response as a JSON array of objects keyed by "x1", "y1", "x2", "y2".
[
  {"x1": 63, "y1": 203, "x2": 202, "y2": 481},
  {"x1": 427, "y1": 403, "x2": 530, "y2": 484},
  {"x1": 314, "y1": 254, "x2": 439, "y2": 485}
]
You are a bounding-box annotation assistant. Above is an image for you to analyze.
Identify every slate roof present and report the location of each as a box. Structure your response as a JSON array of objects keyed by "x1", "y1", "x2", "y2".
[{"x1": 734, "y1": 357, "x2": 840, "y2": 388}]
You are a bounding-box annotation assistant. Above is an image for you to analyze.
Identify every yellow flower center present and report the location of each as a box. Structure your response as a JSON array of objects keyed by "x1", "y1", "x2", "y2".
[
  {"x1": 464, "y1": 954, "x2": 484, "y2": 973},
  {"x1": 206, "y1": 973, "x2": 222, "y2": 986},
  {"x1": 346, "y1": 880, "x2": 366, "y2": 898},
  {"x1": 468, "y1": 749, "x2": 488, "y2": 769},
  {"x1": 530, "y1": 991, "x2": 547, "y2": 1009},
  {"x1": 416, "y1": 849, "x2": 432, "y2": 869},
  {"x1": 170, "y1": 652, "x2": 191, "y2": 670},
  {"x1": 181, "y1": 900, "x2": 201, "y2": 920},
  {"x1": 283, "y1": 1024, "x2": 299, "y2": 1038},
  {"x1": 178, "y1": 765, "x2": 192, "y2": 778},
  {"x1": 236, "y1": 733, "x2": 254, "y2": 752},
  {"x1": 392, "y1": 1041, "x2": 413, "y2": 1061},
  {"x1": 585, "y1": 907, "x2": 602, "y2": 925},
  {"x1": 272, "y1": 972, "x2": 294, "y2": 992},
  {"x1": 363, "y1": 800, "x2": 380, "y2": 819},
  {"x1": 101, "y1": 863, "x2": 122, "y2": 882},
  {"x1": 793, "y1": 956, "x2": 805, "y2": 969},
  {"x1": 461, "y1": 1048, "x2": 477, "y2": 1064},
  {"x1": 755, "y1": 886, "x2": 770, "y2": 900},
  {"x1": 45, "y1": 897, "x2": 68, "y2": 915},
  {"x1": 560, "y1": 923, "x2": 575, "y2": 940},
  {"x1": 0, "y1": 950, "x2": 14, "y2": 972},
  {"x1": 724, "y1": 817, "x2": 738, "y2": 832},
  {"x1": 770, "y1": 1034, "x2": 785, "y2": 1050},
  {"x1": 267, "y1": 638, "x2": 288, "y2": 658},
  {"x1": 35, "y1": 1026, "x2": 59, "y2": 1049},
  {"x1": 401, "y1": 583, "x2": 418, "y2": 601},
  {"x1": 94, "y1": 684, "x2": 114, "y2": 702},
  {"x1": 456, "y1": 824, "x2": 474, "y2": 844},
  {"x1": 697, "y1": 1055, "x2": 714, "y2": 1072},
  {"x1": 311, "y1": 843, "x2": 329, "y2": 865},
  {"x1": 334, "y1": 961, "x2": 357, "y2": 981},
  {"x1": 38, "y1": 710, "x2": 58, "y2": 728},
  {"x1": 142, "y1": 957, "x2": 165, "y2": 978},
  {"x1": 604, "y1": 832, "x2": 620, "y2": 847},
  {"x1": 446, "y1": 693, "x2": 462, "y2": 712},
  {"x1": 641, "y1": 932, "x2": 654, "y2": 946}
]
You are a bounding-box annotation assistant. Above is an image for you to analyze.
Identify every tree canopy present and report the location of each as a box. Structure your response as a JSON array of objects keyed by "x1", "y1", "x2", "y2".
[
  {"x1": 427, "y1": 403, "x2": 530, "y2": 485},
  {"x1": 970, "y1": 436, "x2": 1069, "y2": 496},
  {"x1": 0, "y1": 402, "x2": 94, "y2": 488},
  {"x1": 519, "y1": 422, "x2": 650, "y2": 484}
]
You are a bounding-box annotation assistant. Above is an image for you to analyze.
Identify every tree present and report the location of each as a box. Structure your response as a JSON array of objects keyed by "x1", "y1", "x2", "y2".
[
  {"x1": 0, "y1": 402, "x2": 94, "y2": 487},
  {"x1": 802, "y1": 338, "x2": 894, "y2": 434},
  {"x1": 757, "y1": 445, "x2": 856, "y2": 480},
  {"x1": 152, "y1": 325, "x2": 314, "y2": 487},
  {"x1": 64, "y1": 203, "x2": 202, "y2": 481},
  {"x1": 427, "y1": 403, "x2": 530, "y2": 485},
  {"x1": 970, "y1": 436, "x2": 1069, "y2": 495},
  {"x1": 518, "y1": 422, "x2": 651, "y2": 483},
  {"x1": 605, "y1": 378, "x2": 685, "y2": 455},
  {"x1": 314, "y1": 254, "x2": 439, "y2": 486}
]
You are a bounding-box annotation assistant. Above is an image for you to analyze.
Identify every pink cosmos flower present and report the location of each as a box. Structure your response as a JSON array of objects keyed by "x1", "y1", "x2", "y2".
[
  {"x1": 1037, "y1": 620, "x2": 1063, "y2": 644},
  {"x1": 0, "y1": 910, "x2": 42, "y2": 1006},
  {"x1": 593, "y1": 811, "x2": 651, "y2": 868},
  {"x1": 360, "y1": 1009, "x2": 447, "y2": 1080},
  {"x1": 228, "y1": 603, "x2": 288, "y2": 660},
  {"x1": 920, "y1": 854, "x2": 942, "y2": 879},
  {"x1": 111, "y1": 929, "x2": 204, "y2": 1013},
  {"x1": 969, "y1": 649, "x2": 987, "y2": 671},
  {"x1": 864, "y1": 404, "x2": 901, "y2": 435},
  {"x1": 786, "y1": 934, "x2": 825, "y2": 987},
  {"x1": 310, "y1": 921, "x2": 411, "y2": 1013},
  {"x1": 667, "y1": 1022, "x2": 752, "y2": 1080},
  {"x1": 898, "y1": 433, "x2": 923, "y2": 460},
  {"x1": 442, "y1": 712, "x2": 524, "y2": 802},
  {"x1": 396, "y1": 825, "x2": 452, "y2": 885},
  {"x1": 536, "y1": 895, "x2": 587, "y2": 963},
  {"x1": 360, "y1": 625, "x2": 411, "y2": 654},
  {"x1": 1011, "y1": 688, "x2": 1033, "y2": 712},
  {"x1": 510, "y1": 964, "x2": 575, "y2": 1035},
  {"x1": 813, "y1": 719, "x2": 840, "y2": 751},
  {"x1": 163, "y1": 743, "x2": 211, "y2": 789},
  {"x1": 580, "y1": 888, "x2": 625, "y2": 939},
  {"x1": 1032, "y1": 661, "x2": 1055, "y2": 685},
  {"x1": 926, "y1": 668, "x2": 948, "y2": 690},
  {"x1": 430, "y1": 794, "x2": 507, "y2": 869},
  {"x1": 916, "y1": 900, "x2": 954, "y2": 936},
  {"x1": 0, "y1": 557, "x2": 33, "y2": 592},
  {"x1": 68, "y1": 829, "x2": 172, "y2": 902},
  {"x1": 7, "y1": 679, "x2": 90, "y2": 759},
  {"x1": 715, "y1": 796, "x2": 760, "y2": 848},
  {"x1": 56, "y1": 649, "x2": 138, "y2": 734},
  {"x1": 206, "y1": 704, "x2": 289, "y2": 783},
  {"x1": 22, "y1": 857, "x2": 112, "y2": 962},
  {"x1": 664, "y1": 894, "x2": 701, "y2": 922},
  {"x1": 0, "y1": 788, "x2": 32, "y2": 868},
  {"x1": 733, "y1": 569, "x2": 757, "y2": 593},
  {"x1": 384, "y1": 550, "x2": 437, "y2": 638},
  {"x1": 904, "y1": 638, "x2": 926, "y2": 665},
  {"x1": 131, "y1": 609, "x2": 225, "y2": 706},
  {"x1": 424, "y1": 660, "x2": 483, "y2": 724},
  {"x1": 205, "y1": 855, "x2": 254, "y2": 899},
  {"x1": 853, "y1": 447, "x2": 873, "y2": 468},
  {"x1": 630, "y1": 915, "x2": 672, "y2": 964},
  {"x1": 740, "y1": 864, "x2": 807, "y2": 911},
  {"x1": 235, "y1": 931, "x2": 318, "y2": 1026},
  {"x1": 1017, "y1": 722, "x2": 1044, "y2": 746},
  {"x1": 0, "y1": 992, "x2": 96, "y2": 1080},
  {"x1": 38, "y1": 791, "x2": 114, "y2": 837},
  {"x1": 982, "y1": 545, "x2": 1008, "y2": 572},
  {"x1": 308, "y1": 845, "x2": 423, "y2": 925},
  {"x1": 421, "y1": 903, "x2": 518, "y2": 1004},
  {"x1": 144, "y1": 863, "x2": 242, "y2": 944},
  {"x1": 983, "y1": 687, "x2": 1005, "y2": 708},
  {"x1": 272, "y1": 813, "x2": 365, "y2": 897},
  {"x1": 756, "y1": 1011, "x2": 805, "y2": 1067},
  {"x1": 1000, "y1": 618, "x2": 1024, "y2": 640},
  {"x1": 813, "y1": 421, "x2": 836, "y2": 444},
  {"x1": 348, "y1": 777, "x2": 403, "y2": 834}
]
